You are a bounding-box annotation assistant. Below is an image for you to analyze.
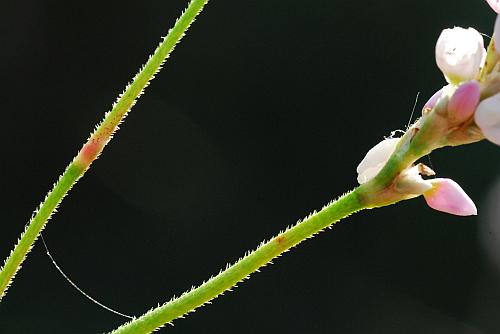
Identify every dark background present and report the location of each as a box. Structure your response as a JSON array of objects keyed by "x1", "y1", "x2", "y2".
[{"x1": 0, "y1": 0, "x2": 499, "y2": 333}]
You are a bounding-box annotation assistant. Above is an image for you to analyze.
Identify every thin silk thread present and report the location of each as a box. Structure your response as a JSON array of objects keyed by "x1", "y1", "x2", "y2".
[
  {"x1": 406, "y1": 91, "x2": 421, "y2": 130},
  {"x1": 40, "y1": 234, "x2": 135, "y2": 320}
]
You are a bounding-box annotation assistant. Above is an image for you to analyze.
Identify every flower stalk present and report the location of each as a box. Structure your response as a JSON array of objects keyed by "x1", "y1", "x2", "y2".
[
  {"x1": 108, "y1": 190, "x2": 364, "y2": 334},
  {"x1": 0, "y1": 0, "x2": 210, "y2": 301}
]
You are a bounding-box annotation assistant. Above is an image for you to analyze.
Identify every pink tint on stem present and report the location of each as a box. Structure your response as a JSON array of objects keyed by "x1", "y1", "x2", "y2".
[
  {"x1": 486, "y1": 0, "x2": 500, "y2": 13},
  {"x1": 423, "y1": 178, "x2": 477, "y2": 216},
  {"x1": 423, "y1": 87, "x2": 444, "y2": 111},
  {"x1": 75, "y1": 136, "x2": 106, "y2": 167},
  {"x1": 448, "y1": 80, "x2": 480, "y2": 122}
]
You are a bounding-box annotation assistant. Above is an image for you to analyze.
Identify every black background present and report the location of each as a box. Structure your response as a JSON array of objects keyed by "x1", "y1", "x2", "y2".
[{"x1": 1, "y1": 0, "x2": 500, "y2": 333}]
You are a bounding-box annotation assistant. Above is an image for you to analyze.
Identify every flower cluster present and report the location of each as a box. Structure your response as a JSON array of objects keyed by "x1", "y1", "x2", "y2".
[
  {"x1": 356, "y1": 1, "x2": 500, "y2": 216},
  {"x1": 357, "y1": 136, "x2": 477, "y2": 216},
  {"x1": 434, "y1": 18, "x2": 500, "y2": 146}
]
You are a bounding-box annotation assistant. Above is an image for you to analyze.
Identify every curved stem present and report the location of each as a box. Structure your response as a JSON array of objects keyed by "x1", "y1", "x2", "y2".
[
  {"x1": 0, "y1": 0, "x2": 210, "y2": 301},
  {"x1": 108, "y1": 190, "x2": 364, "y2": 334}
]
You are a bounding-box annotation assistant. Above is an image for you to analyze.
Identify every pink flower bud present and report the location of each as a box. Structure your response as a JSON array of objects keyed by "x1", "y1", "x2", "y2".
[
  {"x1": 447, "y1": 80, "x2": 480, "y2": 122},
  {"x1": 423, "y1": 178, "x2": 477, "y2": 216},
  {"x1": 486, "y1": 0, "x2": 500, "y2": 13},
  {"x1": 423, "y1": 87, "x2": 444, "y2": 111}
]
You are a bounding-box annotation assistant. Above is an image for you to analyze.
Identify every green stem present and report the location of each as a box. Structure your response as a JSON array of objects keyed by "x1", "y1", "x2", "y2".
[
  {"x1": 109, "y1": 190, "x2": 364, "y2": 334},
  {"x1": 0, "y1": 0, "x2": 209, "y2": 301}
]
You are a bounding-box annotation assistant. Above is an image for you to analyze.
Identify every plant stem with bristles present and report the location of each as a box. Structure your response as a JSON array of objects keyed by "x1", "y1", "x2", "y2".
[
  {"x1": 0, "y1": 0, "x2": 210, "y2": 302},
  {"x1": 108, "y1": 190, "x2": 364, "y2": 334}
]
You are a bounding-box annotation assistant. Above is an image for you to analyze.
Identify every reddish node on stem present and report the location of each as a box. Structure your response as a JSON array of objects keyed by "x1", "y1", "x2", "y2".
[
  {"x1": 275, "y1": 235, "x2": 286, "y2": 245},
  {"x1": 75, "y1": 137, "x2": 104, "y2": 167}
]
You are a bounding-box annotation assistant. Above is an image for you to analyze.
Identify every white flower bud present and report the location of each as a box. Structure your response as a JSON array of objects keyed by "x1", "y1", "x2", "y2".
[
  {"x1": 435, "y1": 27, "x2": 486, "y2": 84},
  {"x1": 474, "y1": 93, "x2": 500, "y2": 145},
  {"x1": 356, "y1": 138, "x2": 399, "y2": 184}
]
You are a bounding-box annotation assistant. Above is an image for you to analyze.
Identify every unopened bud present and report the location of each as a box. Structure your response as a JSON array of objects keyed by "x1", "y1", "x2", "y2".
[
  {"x1": 423, "y1": 87, "x2": 444, "y2": 112},
  {"x1": 435, "y1": 27, "x2": 486, "y2": 84},
  {"x1": 356, "y1": 138, "x2": 399, "y2": 184},
  {"x1": 423, "y1": 178, "x2": 477, "y2": 216},
  {"x1": 447, "y1": 80, "x2": 480, "y2": 122}
]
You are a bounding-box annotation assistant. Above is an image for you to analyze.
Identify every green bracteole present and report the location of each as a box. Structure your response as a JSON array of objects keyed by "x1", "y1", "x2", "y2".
[{"x1": 0, "y1": 0, "x2": 210, "y2": 301}]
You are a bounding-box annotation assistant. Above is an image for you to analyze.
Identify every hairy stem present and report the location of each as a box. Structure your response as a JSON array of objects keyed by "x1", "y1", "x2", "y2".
[
  {"x1": 109, "y1": 190, "x2": 364, "y2": 334},
  {"x1": 0, "y1": 0, "x2": 210, "y2": 301}
]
